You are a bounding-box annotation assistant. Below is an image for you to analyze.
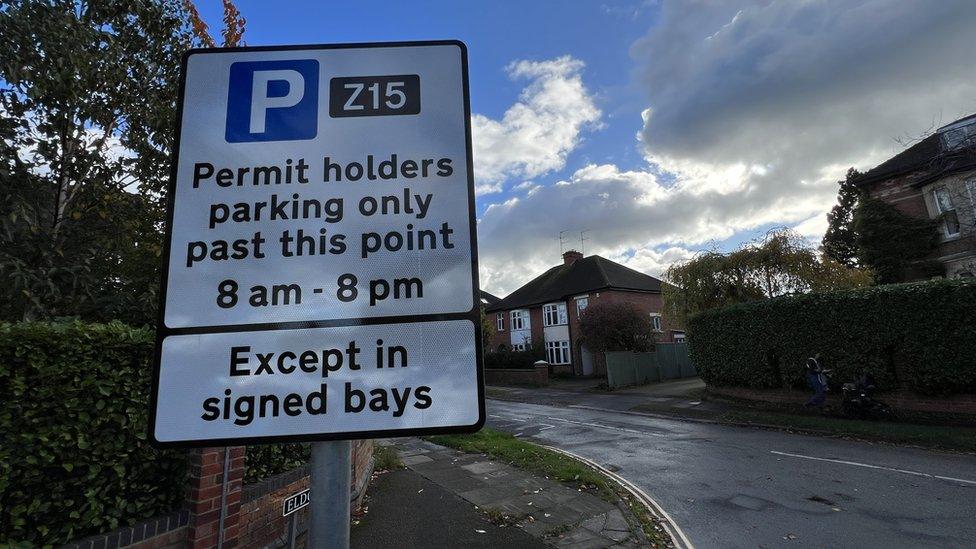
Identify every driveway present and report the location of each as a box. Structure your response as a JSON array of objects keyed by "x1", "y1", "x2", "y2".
[{"x1": 486, "y1": 398, "x2": 976, "y2": 548}]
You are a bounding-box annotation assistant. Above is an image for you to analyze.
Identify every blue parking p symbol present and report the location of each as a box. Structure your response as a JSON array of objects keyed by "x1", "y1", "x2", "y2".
[{"x1": 225, "y1": 59, "x2": 319, "y2": 143}]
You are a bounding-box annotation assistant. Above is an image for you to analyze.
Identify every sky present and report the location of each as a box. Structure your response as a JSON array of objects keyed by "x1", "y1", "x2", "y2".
[{"x1": 196, "y1": 0, "x2": 976, "y2": 296}]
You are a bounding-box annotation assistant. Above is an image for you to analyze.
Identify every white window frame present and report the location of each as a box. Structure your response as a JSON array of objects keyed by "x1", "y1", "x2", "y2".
[
  {"x1": 496, "y1": 312, "x2": 505, "y2": 331},
  {"x1": 649, "y1": 313, "x2": 663, "y2": 333},
  {"x1": 510, "y1": 310, "x2": 528, "y2": 331},
  {"x1": 575, "y1": 295, "x2": 589, "y2": 317},
  {"x1": 672, "y1": 331, "x2": 686, "y2": 343},
  {"x1": 546, "y1": 340, "x2": 570, "y2": 365},
  {"x1": 933, "y1": 187, "x2": 960, "y2": 237},
  {"x1": 543, "y1": 303, "x2": 568, "y2": 326}
]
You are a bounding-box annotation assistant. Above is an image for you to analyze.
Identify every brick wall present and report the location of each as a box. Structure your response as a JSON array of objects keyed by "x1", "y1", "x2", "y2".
[
  {"x1": 65, "y1": 510, "x2": 189, "y2": 549},
  {"x1": 864, "y1": 172, "x2": 929, "y2": 217},
  {"x1": 238, "y1": 439, "x2": 373, "y2": 548},
  {"x1": 66, "y1": 440, "x2": 373, "y2": 549}
]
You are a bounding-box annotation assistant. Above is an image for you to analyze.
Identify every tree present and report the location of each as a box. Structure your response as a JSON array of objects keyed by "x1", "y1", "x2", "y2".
[
  {"x1": 664, "y1": 228, "x2": 873, "y2": 325},
  {"x1": 479, "y1": 308, "x2": 496, "y2": 353},
  {"x1": 0, "y1": 1, "x2": 245, "y2": 324},
  {"x1": 822, "y1": 167, "x2": 862, "y2": 267},
  {"x1": 853, "y1": 197, "x2": 941, "y2": 284},
  {"x1": 578, "y1": 302, "x2": 654, "y2": 353}
]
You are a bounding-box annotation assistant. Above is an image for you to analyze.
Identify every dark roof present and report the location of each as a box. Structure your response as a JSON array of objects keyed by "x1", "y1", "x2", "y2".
[
  {"x1": 479, "y1": 290, "x2": 501, "y2": 306},
  {"x1": 855, "y1": 133, "x2": 943, "y2": 186},
  {"x1": 485, "y1": 255, "x2": 663, "y2": 312},
  {"x1": 856, "y1": 113, "x2": 976, "y2": 187}
]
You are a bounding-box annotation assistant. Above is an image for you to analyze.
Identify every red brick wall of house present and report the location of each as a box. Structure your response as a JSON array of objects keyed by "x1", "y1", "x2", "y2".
[
  {"x1": 864, "y1": 172, "x2": 929, "y2": 218},
  {"x1": 490, "y1": 289, "x2": 676, "y2": 377}
]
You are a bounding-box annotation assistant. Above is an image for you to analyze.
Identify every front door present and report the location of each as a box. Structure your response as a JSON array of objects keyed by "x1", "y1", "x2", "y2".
[{"x1": 580, "y1": 344, "x2": 595, "y2": 376}]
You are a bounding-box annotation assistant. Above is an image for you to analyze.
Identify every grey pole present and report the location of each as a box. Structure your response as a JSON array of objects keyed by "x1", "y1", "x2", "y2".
[
  {"x1": 309, "y1": 440, "x2": 351, "y2": 549},
  {"x1": 216, "y1": 446, "x2": 231, "y2": 549}
]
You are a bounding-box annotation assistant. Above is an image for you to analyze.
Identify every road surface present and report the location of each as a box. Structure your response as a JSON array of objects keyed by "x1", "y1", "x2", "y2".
[{"x1": 486, "y1": 399, "x2": 976, "y2": 548}]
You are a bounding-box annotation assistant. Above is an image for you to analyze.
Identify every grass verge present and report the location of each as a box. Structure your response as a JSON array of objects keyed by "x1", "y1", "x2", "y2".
[
  {"x1": 372, "y1": 443, "x2": 403, "y2": 471},
  {"x1": 723, "y1": 410, "x2": 976, "y2": 453},
  {"x1": 427, "y1": 428, "x2": 614, "y2": 499},
  {"x1": 426, "y1": 428, "x2": 673, "y2": 547}
]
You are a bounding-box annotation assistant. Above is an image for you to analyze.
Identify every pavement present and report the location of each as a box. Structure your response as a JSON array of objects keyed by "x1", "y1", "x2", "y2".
[
  {"x1": 351, "y1": 438, "x2": 652, "y2": 548},
  {"x1": 351, "y1": 468, "x2": 546, "y2": 548},
  {"x1": 484, "y1": 387, "x2": 976, "y2": 549}
]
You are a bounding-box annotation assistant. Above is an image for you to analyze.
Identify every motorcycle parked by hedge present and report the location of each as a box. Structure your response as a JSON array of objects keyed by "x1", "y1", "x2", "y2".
[{"x1": 840, "y1": 374, "x2": 893, "y2": 420}]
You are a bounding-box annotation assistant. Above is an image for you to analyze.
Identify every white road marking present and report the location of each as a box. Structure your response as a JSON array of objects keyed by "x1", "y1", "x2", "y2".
[
  {"x1": 546, "y1": 416, "x2": 667, "y2": 437},
  {"x1": 770, "y1": 450, "x2": 976, "y2": 486},
  {"x1": 538, "y1": 423, "x2": 556, "y2": 431}
]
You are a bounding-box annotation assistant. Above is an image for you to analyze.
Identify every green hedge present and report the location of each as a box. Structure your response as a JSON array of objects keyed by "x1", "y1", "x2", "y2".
[
  {"x1": 244, "y1": 443, "x2": 310, "y2": 484},
  {"x1": 687, "y1": 279, "x2": 976, "y2": 395},
  {"x1": 484, "y1": 345, "x2": 546, "y2": 369},
  {"x1": 0, "y1": 321, "x2": 186, "y2": 546}
]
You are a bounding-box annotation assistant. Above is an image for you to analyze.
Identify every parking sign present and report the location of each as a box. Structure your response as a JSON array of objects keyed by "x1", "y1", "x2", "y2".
[{"x1": 150, "y1": 41, "x2": 483, "y2": 447}]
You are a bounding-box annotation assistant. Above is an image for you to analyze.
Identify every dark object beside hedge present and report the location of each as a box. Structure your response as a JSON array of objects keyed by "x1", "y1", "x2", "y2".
[
  {"x1": 687, "y1": 279, "x2": 976, "y2": 396},
  {"x1": 0, "y1": 321, "x2": 186, "y2": 545}
]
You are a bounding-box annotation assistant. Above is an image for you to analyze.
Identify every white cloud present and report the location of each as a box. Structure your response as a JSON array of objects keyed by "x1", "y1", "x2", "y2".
[
  {"x1": 632, "y1": 0, "x2": 976, "y2": 225},
  {"x1": 476, "y1": 1, "x2": 976, "y2": 296},
  {"x1": 472, "y1": 56, "x2": 601, "y2": 195},
  {"x1": 479, "y1": 160, "x2": 838, "y2": 293}
]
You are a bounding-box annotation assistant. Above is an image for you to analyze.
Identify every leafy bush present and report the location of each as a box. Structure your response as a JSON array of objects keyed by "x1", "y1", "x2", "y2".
[
  {"x1": 687, "y1": 279, "x2": 976, "y2": 395},
  {"x1": 0, "y1": 321, "x2": 186, "y2": 546},
  {"x1": 485, "y1": 343, "x2": 546, "y2": 369},
  {"x1": 244, "y1": 443, "x2": 310, "y2": 484},
  {"x1": 578, "y1": 302, "x2": 654, "y2": 353}
]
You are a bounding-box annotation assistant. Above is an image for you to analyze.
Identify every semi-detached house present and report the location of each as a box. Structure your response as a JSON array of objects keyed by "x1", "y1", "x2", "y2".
[{"x1": 485, "y1": 250, "x2": 683, "y2": 377}]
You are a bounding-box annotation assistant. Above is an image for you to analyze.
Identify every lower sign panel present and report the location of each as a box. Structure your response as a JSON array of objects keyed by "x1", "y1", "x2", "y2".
[{"x1": 152, "y1": 320, "x2": 481, "y2": 445}]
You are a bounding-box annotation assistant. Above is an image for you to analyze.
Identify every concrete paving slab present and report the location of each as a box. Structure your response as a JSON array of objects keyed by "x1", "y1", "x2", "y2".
[
  {"x1": 400, "y1": 454, "x2": 434, "y2": 466},
  {"x1": 461, "y1": 460, "x2": 507, "y2": 474}
]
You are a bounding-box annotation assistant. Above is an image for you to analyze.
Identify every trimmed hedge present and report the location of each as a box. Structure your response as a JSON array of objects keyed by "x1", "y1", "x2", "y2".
[
  {"x1": 687, "y1": 279, "x2": 976, "y2": 395},
  {"x1": 485, "y1": 345, "x2": 546, "y2": 369},
  {"x1": 244, "y1": 443, "x2": 310, "y2": 484},
  {"x1": 0, "y1": 322, "x2": 186, "y2": 546}
]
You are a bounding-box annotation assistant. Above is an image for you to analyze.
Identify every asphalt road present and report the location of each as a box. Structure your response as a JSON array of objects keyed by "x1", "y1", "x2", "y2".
[{"x1": 486, "y1": 399, "x2": 976, "y2": 549}]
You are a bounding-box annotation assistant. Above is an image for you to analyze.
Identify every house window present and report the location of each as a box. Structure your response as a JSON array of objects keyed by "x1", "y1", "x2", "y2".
[
  {"x1": 673, "y1": 331, "x2": 686, "y2": 343},
  {"x1": 649, "y1": 313, "x2": 663, "y2": 332},
  {"x1": 510, "y1": 310, "x2": 528, "y2": 331},
  {"x1": 496, "y1": 313, "x2": 505, "y2": 331},
  {"x1": 546, "y1": 340, "x2": 570, "y2": 364},
  {"x1": 512, "y1": 337, "x2": 530, "y2": 352},
  {"x1": 933, "y1": 187, "x2": 960, "y2": 236},
  {"x1": 575, "y1": 296, "x2": 588, "y2": 317},
  {"x1": 543, "y1": 303, "x2": 568, "y2": 326}
]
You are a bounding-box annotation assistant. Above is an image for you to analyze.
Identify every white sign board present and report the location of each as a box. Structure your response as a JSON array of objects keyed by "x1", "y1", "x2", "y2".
[{"x1": 150, "y1": 41, "x2": 484, "y2": 447}]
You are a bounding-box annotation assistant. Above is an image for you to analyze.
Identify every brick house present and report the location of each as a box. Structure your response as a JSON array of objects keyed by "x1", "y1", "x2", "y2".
[
  {"x1": 855, "y1": 113, "x2": 976, "y2": 279},
  {"x1": 485, "y1": 250, "x2": 683, "y2": 377}
]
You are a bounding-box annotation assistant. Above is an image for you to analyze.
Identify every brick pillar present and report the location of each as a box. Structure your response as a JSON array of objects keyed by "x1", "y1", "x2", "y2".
[{"x1": 186, "y1": 446, "x2": 245, "y2": 548}]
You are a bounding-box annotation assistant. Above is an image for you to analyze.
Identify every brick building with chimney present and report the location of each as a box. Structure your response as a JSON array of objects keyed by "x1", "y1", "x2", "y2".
[
  {"x1": 855, "y1": 113, "x2": 976, "y2": 279},
  {"x1": 485, "y1": 250, "x2": 683, "y2": 377}
]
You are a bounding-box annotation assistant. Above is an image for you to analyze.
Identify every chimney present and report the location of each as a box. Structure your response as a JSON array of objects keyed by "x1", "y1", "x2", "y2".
[{"x1": 563, "y1": 250, "x2": 583, "y2": 265}]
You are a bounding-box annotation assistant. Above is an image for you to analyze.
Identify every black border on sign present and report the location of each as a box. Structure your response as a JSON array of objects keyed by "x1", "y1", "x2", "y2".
[{"x1": 148, "y1": 40, "x2": 485, "y2": 448}]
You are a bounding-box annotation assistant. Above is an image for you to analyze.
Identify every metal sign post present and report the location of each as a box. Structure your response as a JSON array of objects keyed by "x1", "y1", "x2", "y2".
[
  {"x1": 309, "y1": 441, "x2": 351, "y2": 548},
  {"x1": 149, "y1": 40, "x2": 484, "y2": 548}
]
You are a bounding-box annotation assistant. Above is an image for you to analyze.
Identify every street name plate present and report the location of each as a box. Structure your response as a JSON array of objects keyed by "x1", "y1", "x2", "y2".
[
  {"x1": 150, "y1": 41, "x2": 483, "y2": 447},
  {"x1": 283, "y1": 489, "x2": 311, "y2": 516}
]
